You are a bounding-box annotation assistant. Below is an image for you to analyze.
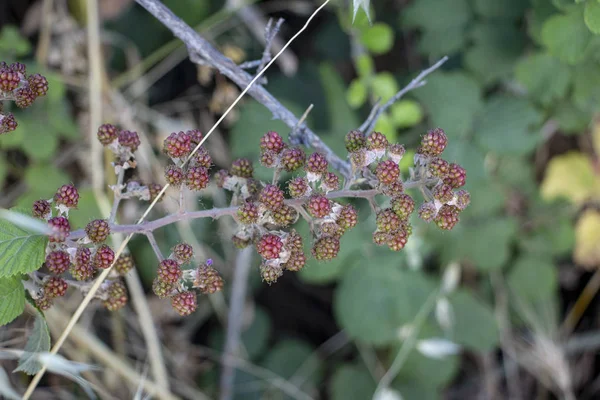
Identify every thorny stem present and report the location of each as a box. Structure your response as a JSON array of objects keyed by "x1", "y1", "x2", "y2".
[{"x1": 145, "y1": 231, "x2": 165, "y2": 261}]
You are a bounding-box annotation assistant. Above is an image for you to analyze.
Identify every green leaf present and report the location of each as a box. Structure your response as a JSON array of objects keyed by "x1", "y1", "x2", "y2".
[
  {"x1": 508, "y1": 256, "x2": 557, "y2": 303},
  {"x1": 573, "y1": 61, "x2": 600, "y2": 111},
  {"x1": 390, "y1": 100, "x2": 423, "y2": 128},
  {"x1": 515, "y1": 52, "x2": 572, "y2": 105},
  {"x1": 441, "y1": 139, "x2": 487, "y2": 185},
  {"x1": 330, "y1": 364, "x2": 376, "y2": 400},
  {"x1": 320, "y1": 63, "x2": 360, "y2": 134},
  {"x1": 402, "y1": 0, "x2": 471, "y2": 30},
  {"x1": 335, "y1": 266, "x2": 436, "y2": 346},
  {"x1": 475, "y1": 95, "x2": 543, "y2": 155},
  {"x1": 554, "y1": 101, "x2": 591, "y2": 133},
  {"x1": 355, "y1": 54, "x2": 374, "y2": 77},
  {"x1": 0, "y1": 26, "x2": 31, "y2": 56},
  {"x1": 374, "y1": 113, "x2": 397, "y2": 142},
  {"x1": 474, "y1": 0, "x2": 530, "y2": 19},
  {"x1": 353, "y1": 0, "x2": 372, "y2": 24},
  {"x1": 371, "y1": 72, "x2": 399, "y2": 102},
  {"x1": 0, "y1": 216, "x2": 47, "y2": 278},
  {"x1": 0, "y1": 276, "x2": 25, "y2": 326},
  {"x1": 15, "y1": 308, "x2": 51, "y2": 374},
  {"x1": 417, "y1": 26, "x2": 467, "y2": 58},
  {"x1": 585, "y1": 0, "x2": 600, "y2": 33},
  {"x1": 0, "y1": 156, "x2": 7, "y2": 188},
  {"x1": 262, "y1": 339, "x2": 322, "y2": 387},
  {"x1": 542, "y1": 8, "x2": 593, "y2": 64},
  {"x1": 448, "y1": 290, "x2": 499, "y2": 351},
  {"x1": 360, "y1": 23, "x2": 395, "y2": 54},
  {"x1": 346, "y1": 79, "x2": 368, "y2": 108}
]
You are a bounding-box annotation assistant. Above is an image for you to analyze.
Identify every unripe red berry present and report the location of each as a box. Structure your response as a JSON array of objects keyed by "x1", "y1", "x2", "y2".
[
  {"x1": 280, "y1": 147, "x2": 306, "y2": 172},
  {"x1": 230, "y1": 158, "x2": 254, "y2": 178},
  {"x1": 103, "y1": 280, "x2": 128, "y2": 311},
  {"x1": 388, "y1": 143, "x2": 406, "y2": 163},
  {"x1": 114, "y1": 253, "x2": 135, "y2": 275},
  {"x1": 48, "y1": 216, "x2": 70, "y2": 242},
  {"x1": 148, "y1": 183, "x2": 164, "y2": 202},
  {"x1": 214, "y1": 169, "x2": 230, "y2": 188},
  {"x1": 433, "y1": 183, "x2": 454, "y2": 204},
  {"x1": 260, "y1": 131, "x2": 285, "y2": 154},
  {"x1": 35, "y1": 295, "x2": 53, "y2": 311},
  {"x1": 337, "y1": 204, "x2": 358, "y2": 231},
  {"x1": 45, "y1": 250, "x2": 71, "y2": 274},
  {"x1": 237, "y1": 201, "x2": 259, "y2": 224},
  {"x1": 0, "y1": 68, "x2": 20, "y2": 92},
  {"x1": 345, "y1": 130, "x2": 366, "y2": 152},
  {"x1": 382, "y1": 180, "x2": 404, "y2": 197},
  {"x1": 375, "y1": 160, "x2": 400, "y2": 186},
  {"x1": 94, "y1": 244, "x2": 115, "y2": 269},
  {"x1": 322, "y1": 172, "x2": 339, "y2": 192},
  {"x1": 373, "y1": 231, "x2": 388, "y2": 246},
  {"x1": 54, "y1": 184, "x2": 79, "y2": 208},
  {"x1": 171, "y1": 291, "x2": 197, "y2": 316},
  {"x1": 14, "y1": 87, "x2": 35, "y2": 108},
  {"x1": 33, "y1": 199, "x2": 51, "y2": 219},
  {"x1": 288, "y1": 177, "x2": 309, "y2": 198},
  {"x1": 320, "y1": 222, "x2": 344, "y2": 238},
  {"x1": 260, "y1": 151, "x2": 278, "y2": 168},
  {"x1": 419, "y1": 128, "x2": 447, "y2": 156},
  {"x1": 173, "y1": 243, "x2": 194, "y2": 264},
  {"x1": 272, "y1": 204, "x2": 297, "y2": 227},
  {"x1": 312, "y1": 236, "x2": 340, "y2": 261},
  {"x1": 418, "y1": 202, "x2": 437, "y2": 223},
  {"x1": 44, "y1": 276, "x2": 68, "y2": 298},
  {"x1": 194, "y1": 263, "x2": 224, "y2": 294},
  {"x1": 428, "y1": 157, "x2": 449, "y2": 178},
  {"x1": 260, "y1": 262, "x2": 283, "y2": 284},
  {"x1": 257, "y1": 234, "x2": 283, "y2": 260},
  {"x1": 157, "y1": 259, "x2": 182, "y2": 284},
  {"x1": 185, "y1": 166, "x2": 210, "y2": 191},
  {"x1": 376, "y1": 209, "x2": 401, "y2": 233},
  {"x1": 75, "y1": 247, "x2": 92, "y2": 268},
  {"x1": 152, "y1": 278, "x2": 174, "y2": 298},
  {"x1": 259, "y1": 184, "x2": 285, "y2": 211},
  {"x1": 434, "y1": 205, "x2": 460, "y2": 230},
  {"x1": 186, "y1": 129, "x2": 203, "y2": 145},
  {"x1": 454, "y1": 189, "x2": 471, "y2": 210},
  {"x1": 70, "y1": 257, "x2": 95, "y2": 281},
  {"x1": 306, "y1": 152, "x2": 328, "y2": 176},
  {"x1": 10, "y1": 62, "x2": 26, "y2": 74},
  {"x1": 307, "y1": 195, "x2": 331, "y2": 218},
  {"x1": 387, "y1": 230, "x2": 408, "y2": 251},
  {"x1": 0, "y1": 113, "x2": 17, "y2": 133},
  {"x1": 232, "y1": 233, "x2": 251, "y2": 249},
  {"x1": 366, "y1": 131, "x2": 388, "y2": 151},
  {"x1": 118, "y1": 130, "x2": 141, "y2": 152},
  {"x1": 165, "y1": 165, "x2": 184, "y2": 186},
  {"x1": 163, "y1": 131, "x2": 192, "y2": 158},
  {"x1": 85, "y1": 219, "x2": 110, "y2": 243},
  {"x1": 286, "y1": 230, "x2": 303, "y2": 253},
  {"x1": 97, "y1": 123, "x2": 118, "y2": 146},
  {"x1": 192, "y1": 147, "x2": 212, "y2": 168},
  {"x1": 391, "y1": 194, "x2": 415, "y2": 220},
  {"x1": 444, "y1": 163, "x2": 466, "y2": 188},
  {"x1": 27, "y1": 73, "x2": 48, "y2": 97},
  {"x1": 284, "y1": 251, "x2": 306, "y2": 272}
]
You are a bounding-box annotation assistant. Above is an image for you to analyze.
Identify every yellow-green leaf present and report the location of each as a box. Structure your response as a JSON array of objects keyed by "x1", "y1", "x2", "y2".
[
  {"x1": 541, "y1": 152, "x2": 600, "y2": 205},
  {"x1": 574, "y1": 210, "x2": 600, "y2": 268}
]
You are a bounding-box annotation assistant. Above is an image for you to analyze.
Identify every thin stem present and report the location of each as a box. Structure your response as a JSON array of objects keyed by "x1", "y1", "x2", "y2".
[
  {"x1": 145, "y1": 232, "x2": 165, "y2": 261},
  {"x1": 179, "y1": 186, "x2": 185, "y2": 213},
  {"x1": 109, "y1": 168, "x2": 126, "y2": 224}
]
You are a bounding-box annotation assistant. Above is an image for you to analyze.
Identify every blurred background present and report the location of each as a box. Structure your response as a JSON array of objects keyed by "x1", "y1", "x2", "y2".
[{"x1": 1, "y1": 0, "x2": 600, "y2": 399}]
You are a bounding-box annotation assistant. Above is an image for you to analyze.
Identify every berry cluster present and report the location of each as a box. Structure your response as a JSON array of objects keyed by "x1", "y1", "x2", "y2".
[
  {"x1": 0, "y1": 61, "x2": 48, "y2": 135},
  {"x1": 152, "y1": 244, "x2": 224, "y2": 316},
  {"x1": 162, "y1": 130, "x2": 212, "y2": 192}
]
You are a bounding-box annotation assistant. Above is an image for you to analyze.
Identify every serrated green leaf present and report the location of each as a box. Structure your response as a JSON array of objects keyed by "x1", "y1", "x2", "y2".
[
  {"x1": 360, "y1": 23, "x2": 394, "y2": 54},
  {"x1": 330, "y1": 364, "x2": 376, "y2": 400},
  {"x1": 585, "y1": 0, "x2": 600, "y2": 33},
  {"x1": 0, "y1": 276, "x2": 25, "y2": 326},
  {"x1": 0, "y1": 216, "x2": 47, "y2": 278},
  {"x1": 542, "y1": 8, "x2": 593, "y2": 64},
  {"x1": 346, "y1": 79, "x2": 368, "y2": 108},
  {"x1": 448, "y1": 290, "x2": 499, "y2": 351},
  {"x1": 15, "y1": 309, "x2": 51, "y2": 374},
  {"x1": 515, "y1": 52, "x2": 572, "y2": 105}
]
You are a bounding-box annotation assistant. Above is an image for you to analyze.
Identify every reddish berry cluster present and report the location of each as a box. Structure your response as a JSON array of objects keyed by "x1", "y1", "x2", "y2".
[{"x1": 160, "y1": 130, "x2": 212, "y2": 192}]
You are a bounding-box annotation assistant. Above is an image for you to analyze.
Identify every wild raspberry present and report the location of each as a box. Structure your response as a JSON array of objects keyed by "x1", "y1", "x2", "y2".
[
  {"x1": 366, "y1": 131, "x2": 388, "y2": 150},
  {"x1": 433, "y1": 183, "x2": 454, "y2": 204},
  {"x1": 345, "y1": 130, "x2": 366, "y2": 152},
  {"x1": 259, "y1": 184, "x2": 285, "y2": 211},
  {"x1": 173, "y1": 243, "x2": 194, "y2": 264},
  {"x1": 272, "y1": 205, "x2": 297, "y2": 227},
  {"x1": 232, "y1": 234, "x2": 251, "y2": 249},
  {"x1": 185, "y1": 166, "x2": 210, "y2": 191},
  {"x1": 382, "y1": 180, "x2": 404, "y2": 197},
  {"x1": 376, "y1": 209, "x2": 401, "y2": 233},
  {"x1": 10, "y1": 62, "x2": 25, "y2": 74},
  {"x1": 373, "y1": 231, "x2": 388, "y2": 246},
  {"x1": 454, "y1": 189, "x2": 471, "y2": 210},
  {"x1": 103, "y1": 281, "x2": 128, "y2": 311},
  {"x1": 75, "y1": 247, "x2": 92, "y2": 268},
  {"x1": 260, "y1": 262, "x2": 283, "y2": 284},
  {"x1": 45, "y1": 250, "x2": 71, "y2": 274},
  {"x1": 35, "y1": 295, "x2": 53, "y2": 311},
  {"x1": 0, "y1": 68, "x2": 20, "y2": 91},
  {"x1": 163, "y1": 131, "x2": 191, "y2": 158},
  {"x1": 444, "y1": 163, "x2": 466, "y2": 188},
  {"x1": 94, "y1": 244, "x2": 115, "y2": 269},
  {"x1": 428, "y1": 157, "x2": 449, "y2": 178},
  {"x1": 284, "y1": 251, "x2": 306, "y2": 272},
  {"x1": 260, "y1": 151, "x2": 278, "y2": 168},
  {"x1": 230, "y1": 158, "x2": 254, "y2": 178},
  {"x1": 148, "y1": 183, "x2": 164, "y2": 202},
  {"x1": 418, "y1": 202, "x2": 437, "y2": 222},
  {"x1": 419, "y1": 128, "x2": 447, "y2": 156},
  {"x1": 70, "y1": 258, "x2": 95, "y2": 281},
  {"x1": 85, "y1": 219, "x2": 110, "y2": 243},
  {"x1": 158, "y1": 259, "x2": 182, "y2": 284},
  {"x1": 15, "y1": 87, "x2": 35, "y2": 108},
  {"x1": 192, "y1": 147, "x2": 212, "y2": 168},
  {"x1": 118, "y1": 130, "x2": 140, "y2": 152},
  {"x1": 48, "y1": 216, "x2": 70, "y2": 242},
  {"x1": 307, "y1": 195, "x2": 331, "y2": 218},
  {"x1": 114, "y1": 253, "x2": 135, "y2": 275},
  {"x1": 27, "y1": 73, "x2": 48, "y2": 97},
  {"x1": 306, "y1": 152, "x2": 328, "y2": 176},
  {"x1": 286, "y1": 231, "x2": 303, "y2": 253},
  {"x1": 337, "y1": 204, "x2": 358, "y2": 231},
  {"x1": 402, "y1": 220, "x2": 414, "y2": 237},
  {"x1": 187, "y1": 129, "x2": 203, "y2": 145},
  {"x1": 280, "y1": 147, "x2": 306, "y2": 172},
  {"x1": 391, "y1": 194, "x2": 415, "y2": 220},
  {"x1": 257, "y1": 234, "x2": 283, "y2": 260},
  {"x1": 288, "y1": 177, "x2": 309, "y2": 198},
  {"x1": 388, "y1": 143, "x2": 406, "y2": 163},
  {"x1": 152, "y1": 278, "x2": 174, "y2": 299},
  {"x1": 54, "y1": 184, "x2": 79, "y2": 208},
  {"x1": 194, "y1": 263, "x2": 224, "y2": 294},
  {"x1": 237, "y1": 201, "x2": 259, "y2": 224},
  {"x1": 387, "y1": 230, "x2": 408, "y2": 251},
  {"x1": 375, "y1": 160, "x2": 400, "y2": 186},
  {"x1": 44, "y1": 276, "x2": 68, "y2": 298},
  {"x1": 434, "y1": 205, "x2": 460, "y2": 230},
  {"x1": 0, "y1": 113, "x2": 17, "y2": 133},
  {"x1": 97, "y1": 123, "x2": 118, "y2": 145},
  {"x1": 165, "y1": 165, "x2": 184, "y2": 186},
  {"x1": 260, "y1": 131, "x2": 285, "y2": 154},
  {"x1": 171, "y1": 291, "x2": 197, "y2": 316},
  {"x1": 33, "y1": 199, "x2": 51, "y2": 219},
  {"x1": 320, "y1": 222, "x2": 344, "y2": 238},
  {"x1": 312, "y1": 236, "x2": 340, "y2": 261},
  {"x1": 322, "y1": 172, "x2": 339, "y2": 192}
]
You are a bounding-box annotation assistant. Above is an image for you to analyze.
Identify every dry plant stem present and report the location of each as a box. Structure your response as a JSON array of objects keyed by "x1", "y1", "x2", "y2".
[
  {"x1": 561, "y1": 268, "x2": 600, "y2": 337},
  {"x1": 219, "y1": 246, "x2": 254, "y2": 400},
  {"x1": 35, "y1": 0, "x2": 54, "y2": 66},
  {"x1": 24, "y1": 2, "x2": 329, "y2": 396}
]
